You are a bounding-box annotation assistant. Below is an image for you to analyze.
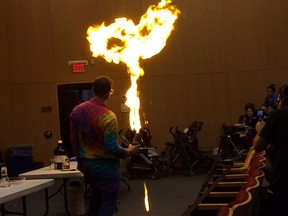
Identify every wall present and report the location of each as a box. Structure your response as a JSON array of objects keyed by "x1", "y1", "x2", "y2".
[{"x1": 0, "y1": 0, "x2": 288, "y2": 165}]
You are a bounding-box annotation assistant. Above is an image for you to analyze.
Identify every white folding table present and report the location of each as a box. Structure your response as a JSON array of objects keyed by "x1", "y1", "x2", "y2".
[
  {"x1": 19, "y1": 161, "x2": 84, "y2": 216},
  {"x1": 0, "y1": 179, "x2": 54, "y2": 216}
]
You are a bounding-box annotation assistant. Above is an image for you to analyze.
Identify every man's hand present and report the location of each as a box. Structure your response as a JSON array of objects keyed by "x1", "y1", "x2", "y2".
[
  {"x1": 127, "y1": 144, "x2": 140, "y2": 156},
  {"x1": 255, "y1": 120, "x2": 265, "y2": 133}
]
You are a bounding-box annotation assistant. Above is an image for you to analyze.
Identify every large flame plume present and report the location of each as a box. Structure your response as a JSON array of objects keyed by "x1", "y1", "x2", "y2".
[{"x1": 87, "y1": 0, "x2": 180, "y2": 132}]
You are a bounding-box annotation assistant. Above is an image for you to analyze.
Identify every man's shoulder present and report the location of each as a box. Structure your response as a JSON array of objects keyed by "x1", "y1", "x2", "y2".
[
  {"x1": 71, "y1": 101, "x2": 90, "y2": 111},
  {"x1": 272, "y1": 107, "x2": 288, "y2": 116},
  {"x1": 264, "y1": 107, "x2": 288, "y2": 127}
]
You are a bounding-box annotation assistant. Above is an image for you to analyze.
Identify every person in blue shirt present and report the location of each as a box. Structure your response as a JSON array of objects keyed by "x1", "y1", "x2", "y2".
[
  {"x1": 70, "y1": 76, "x2": 139, "y2": 216},
  {"x1": 264, "y1": 84, "x2": 277, "y2": 107}
]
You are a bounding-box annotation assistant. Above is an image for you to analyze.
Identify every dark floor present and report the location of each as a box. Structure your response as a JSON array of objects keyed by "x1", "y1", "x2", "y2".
[{"x1": 2, "y1": 172, "x2": 206, "y2": 216}]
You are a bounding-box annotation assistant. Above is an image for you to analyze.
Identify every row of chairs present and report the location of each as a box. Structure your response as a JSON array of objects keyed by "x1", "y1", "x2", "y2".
[{"x1": 181, "y1": 147, "x2": 266, "y2": 216}]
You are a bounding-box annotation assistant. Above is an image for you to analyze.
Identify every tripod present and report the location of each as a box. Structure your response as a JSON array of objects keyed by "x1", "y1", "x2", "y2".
[{"x1": 220, "y1": 134, "x2": 244, "y2": 161}]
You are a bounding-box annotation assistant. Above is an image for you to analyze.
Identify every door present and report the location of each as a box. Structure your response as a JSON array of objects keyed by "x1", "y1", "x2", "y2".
[{"x1": 57, "y1": 83, "x2": 93, "y2": 157}]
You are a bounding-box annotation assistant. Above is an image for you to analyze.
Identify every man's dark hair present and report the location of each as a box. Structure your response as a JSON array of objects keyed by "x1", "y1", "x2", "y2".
[
  {"x1": 267, "y1": 83, "x2": 276, "y2": 93},
  {"x1": 92, "y1": 76, "x2": 113, "y2": 97}
]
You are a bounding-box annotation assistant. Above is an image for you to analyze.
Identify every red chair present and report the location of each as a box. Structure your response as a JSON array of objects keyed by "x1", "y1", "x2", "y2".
[
  {"x1": 217, "y1": 206, "x2": 232, "y2": 216},
  {"x1": 228, "y1": 190, "x2": 252, "y2": 216},
  {"x1": 194, "y1": 190, "x2": 251, "y2": 216}
]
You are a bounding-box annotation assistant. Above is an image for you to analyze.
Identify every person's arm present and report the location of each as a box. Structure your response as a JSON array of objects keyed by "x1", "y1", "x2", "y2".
[
  {"x1": 253, "y1": 133, "x2": 269, "y2": 152},
  {"x1": 103, "y1": 111, "x2": 139, "y2": 158},
  {"x1": 253, "y1": 120, "x2": 270, "y2": 152}
]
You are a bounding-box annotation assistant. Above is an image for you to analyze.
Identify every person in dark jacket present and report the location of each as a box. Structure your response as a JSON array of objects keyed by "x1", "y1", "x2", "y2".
[{"x1": 253, "y1": 84, "x2": 288, "y2": 216}]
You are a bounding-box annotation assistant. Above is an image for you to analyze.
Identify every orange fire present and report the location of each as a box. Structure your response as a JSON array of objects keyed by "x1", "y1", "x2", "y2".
[
  {"x1": 144, "y1": 182, "x2": 149, "y2": 212},
  {"x1": 87, "y1": 0, "x2": 180, "y2": 132}
]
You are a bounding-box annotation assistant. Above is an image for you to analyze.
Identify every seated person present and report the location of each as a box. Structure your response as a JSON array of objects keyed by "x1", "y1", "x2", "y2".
[
  {"x1": 264, "y1": 84, "x2": 277, "y2": 107},
  {"x1": 234, "y1": 103, "x2": 257, "y2": 149},
  {"x1": 236, "y1": 102, "x2": 255, "y2": 125}
]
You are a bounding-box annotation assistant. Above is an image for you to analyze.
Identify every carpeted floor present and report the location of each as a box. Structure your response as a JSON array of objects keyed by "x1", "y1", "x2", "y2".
[
  {"x1": 2, "y1": 173, "x2": 206, "y2": 216},
  {"x1": 116, "y1": 174, "x2": 206, "y2": 216}
]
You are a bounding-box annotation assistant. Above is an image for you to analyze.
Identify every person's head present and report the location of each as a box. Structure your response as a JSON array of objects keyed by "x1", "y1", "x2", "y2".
[
  {"x1": 266, "y1": 84, "x2": 276, "y2": 97},
  {"x1": 246, "y1": 107, "x2": 255, "y2": 118},
  {"x1": 244, "y1": 102, "x2": 255, "y2": 111},
  {"x1": 260, "y1": 104, "x2": 268, "y2": 112},
  {"x1": 243, "y1": 102, "x2": 255, "y2": 118},
  {"x1": 92, "y1": 76, "x2": 114, "y2": 100},
  {"x1": 267, "y1": 105, "x2": 277, "y2": 114},
  {"x1": 277, "y1": 84, "x2": 288, "y2": 108}
]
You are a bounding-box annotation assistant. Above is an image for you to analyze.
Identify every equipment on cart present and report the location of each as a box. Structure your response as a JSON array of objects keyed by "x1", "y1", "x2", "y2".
[
  {"x1": 119, "y1": 128, "x2": 162, "y2": 179},
  {"x1": 221, "y1": 124, "x2": 249, "y2": 161}
]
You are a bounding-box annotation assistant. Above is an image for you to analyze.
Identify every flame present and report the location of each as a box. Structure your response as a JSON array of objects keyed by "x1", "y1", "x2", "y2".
[
  {"x1": 144, "y1": 182, "x2": 149, "y2": 212},
  {"x1": 87, "y1": 0, "x2": 180, "y2": 132}
]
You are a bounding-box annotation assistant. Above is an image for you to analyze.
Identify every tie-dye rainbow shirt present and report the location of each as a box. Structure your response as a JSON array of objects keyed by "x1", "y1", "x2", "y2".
[{"x1": 70, "y1": 98, "x2": 128, "y2": 181}]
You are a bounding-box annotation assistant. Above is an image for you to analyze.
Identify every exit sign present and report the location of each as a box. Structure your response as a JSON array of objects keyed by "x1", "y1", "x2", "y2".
[
  {"x1": 72, "y1": 63, "x2": 85, "y2": 73},
  {"x1": 68, "y1": 60, "x2": 88, "y2": 73}
]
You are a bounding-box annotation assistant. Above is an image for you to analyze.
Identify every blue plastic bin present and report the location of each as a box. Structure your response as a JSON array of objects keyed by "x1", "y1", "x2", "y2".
[{"x1": 8, "y1": 144, "x2": 33, "y2": 177}]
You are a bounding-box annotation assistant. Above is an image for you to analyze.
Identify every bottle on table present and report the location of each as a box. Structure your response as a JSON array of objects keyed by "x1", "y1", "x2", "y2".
[{"x1": 53, "y1": 139, "x2": 67, "y2": 170}]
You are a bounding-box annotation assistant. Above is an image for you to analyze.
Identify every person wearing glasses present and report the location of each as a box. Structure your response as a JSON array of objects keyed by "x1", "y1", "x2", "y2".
[{"x1": 70, "y1": 76, "x2": 139, "y2": 216}]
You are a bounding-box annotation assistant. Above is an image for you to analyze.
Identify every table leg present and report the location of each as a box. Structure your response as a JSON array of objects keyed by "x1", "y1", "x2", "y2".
[
  {"x1": 63, "y1": 178, "x2": 71, "y2": 216},
  {"x1": 44, "y1": 188, "x2": 49, "y2": 216},
  {"x1": 1, "y1": 204, "x2": 6, "y2": 216},
  {"x1": 22, "y1": 197, "x2": 26, "y2": 216},
  {"x1": 47, "y1": 178, "x2": 71, "y2": 216}
]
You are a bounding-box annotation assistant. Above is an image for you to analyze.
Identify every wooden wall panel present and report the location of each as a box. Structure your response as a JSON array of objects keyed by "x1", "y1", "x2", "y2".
[
  {"x1": 137, "y1": 75, "x2": 190, "y2": 151},
  {"x1": 182, "y1": 0, "x2": 227, "y2": 74},
  {"x1": 11, "y1": 83, "x2": 59, "y2": 164},
  {"x1": 187, "y1": 73, "x2": 230, "y2": 150},
  {"x1": 228, "y1": 70, "x2": 267, "y2": 125},
  {"x1": 6, "y1": 0, "x2": 54, "y2": 83},
  {"x1": 0, "y1": 84, "x2": 14, "y2": 160},
  {"x1": 222, "y1": 0, "x2": 267, "y2": 72},
  {"x1": 0, "y1": 0, "x2": 9, "y2": 84},
  {"x1": 267, "y1": 69, "x2": 288, "y2": 87},
  {"x1": 264, "y1": 0, "x2": 288, "y2": 69},
  {"x1": 49, "y1": 0, "x2": 100, "y2": 83}
]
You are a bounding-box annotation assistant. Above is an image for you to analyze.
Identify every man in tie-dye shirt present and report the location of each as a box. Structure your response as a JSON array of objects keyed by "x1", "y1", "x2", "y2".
[{"x1": 70, "y1": 76, "x2": 139, "y2": 216}]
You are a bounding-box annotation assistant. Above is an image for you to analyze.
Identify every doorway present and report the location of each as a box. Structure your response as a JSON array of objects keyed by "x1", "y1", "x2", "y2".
[{"x1": 57, "y1": 83, "x2": 93, "y2": 158}]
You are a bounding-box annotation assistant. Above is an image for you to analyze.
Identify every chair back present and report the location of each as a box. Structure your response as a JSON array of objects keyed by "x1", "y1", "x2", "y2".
[
  {"x1": 243, "y1": 148, "x2": 255, "y2": 169},
  {"x1": 229, "y1": 189, "x2": 252, "y2": 216},
  {"x1": 217, "y1": 206, "x2": 233, "y2": 216}
]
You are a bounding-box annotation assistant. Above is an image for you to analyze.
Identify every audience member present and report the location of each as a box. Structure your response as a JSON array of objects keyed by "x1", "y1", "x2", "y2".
[
  {"x1": 264, "y1": 84, "x2": 277, "y2": 107},
  {"x1": 259, "y1": 104, "x2": 268, "y2": 113},
  {"x1": 236, "y1": 102, "x2": 256, "y2": 124},
  {"x1": 253, "y1": 84, "x2": 288, "y2": 216},
  {"x1": 267, "y1": 104, "x2": 277, "y2": 115},
  {"x1": 235, "y1": 102, "x2": 257, "y2": 149}
]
